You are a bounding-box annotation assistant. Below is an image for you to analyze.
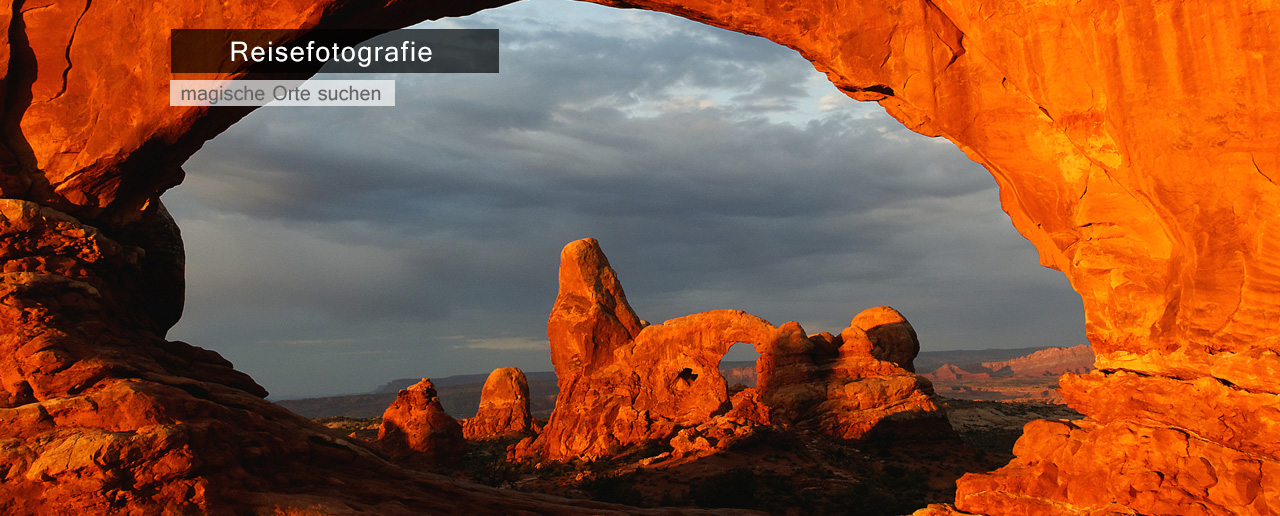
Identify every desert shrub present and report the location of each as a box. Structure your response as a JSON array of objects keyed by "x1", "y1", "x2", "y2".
[
  {"x1": 580, "y1": 473, "x2": 645, "y2": 506},
  {"x1": 688, "y1": 468, "x2": 759, "y2": 509},
  {"x1": 471, "y1": 460, "x2": 522, "y2": 487},
  {"x1": 833, "y1": 465, "x2": 930, "y2": 516}
]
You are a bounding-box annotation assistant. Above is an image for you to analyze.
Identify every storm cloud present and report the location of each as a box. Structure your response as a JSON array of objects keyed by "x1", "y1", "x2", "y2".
[{"x1": 165, "y1": 0, "x2": 1085, "y2": 399}]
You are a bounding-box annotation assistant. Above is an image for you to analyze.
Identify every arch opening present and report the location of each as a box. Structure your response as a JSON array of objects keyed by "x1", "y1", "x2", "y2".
[
  {"x1": 719, "y1": 341, "x2": 760, "y2": 398},
  {"x1": 166, "y1": 0, "x2": 1085, "y2": 402},
  {"x1": 160, "y1": 1, "x2": 1089, "y2": 512}
]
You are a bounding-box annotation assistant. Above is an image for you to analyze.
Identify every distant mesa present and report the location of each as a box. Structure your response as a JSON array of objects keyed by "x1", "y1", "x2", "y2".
[
  {"x1": 979, "y1": 344, "x2": 1094, "y2": 376},
  {"x1": 922, "y1": 344, "x2": 1094, "y2": 381}
]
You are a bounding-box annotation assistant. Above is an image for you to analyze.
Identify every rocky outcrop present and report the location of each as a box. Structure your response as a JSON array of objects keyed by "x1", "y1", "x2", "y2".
[
  {"x1": 979, "y1": 344, "x2": 1094, "y2": 376},
  {"x1": 516, "y1": 238, "x2": 951, "y2": 461},
  {"x1": 377, "y1": 379, "x2": 466, "y2": 468},
  {"x1": 462, "y1": 367, "x2": 537, "y2": 440},
  {"x1": 6, "y1": 0, "x2": 1280, "y2": 514}
]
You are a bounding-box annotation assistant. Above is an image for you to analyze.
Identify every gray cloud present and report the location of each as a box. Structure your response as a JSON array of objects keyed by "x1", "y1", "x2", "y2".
[{"x1": 165, "y1": 0, "x2": 1085, "y2": 399}]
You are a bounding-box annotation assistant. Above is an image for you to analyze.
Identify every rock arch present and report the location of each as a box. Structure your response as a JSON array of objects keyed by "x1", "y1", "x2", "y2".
[
  {"x1": 2, "y1": 0, "x2": 1278, "y2": 514},
  {"x1": 522, "y1": 238, "x2": 949, "y2": 461}
]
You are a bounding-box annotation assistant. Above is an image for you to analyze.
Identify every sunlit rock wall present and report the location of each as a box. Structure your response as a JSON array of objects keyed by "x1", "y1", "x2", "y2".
[
  {"x1": 575, "y1": 1, "x2": 1280, "y2": 513},
  {"x1": 2, "y1": 0, "x2": 1278, "y2": 513}
]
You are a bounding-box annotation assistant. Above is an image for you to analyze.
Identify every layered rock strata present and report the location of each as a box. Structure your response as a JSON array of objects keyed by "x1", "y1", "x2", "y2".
[
  {"x1": 377, "y1": 379, "x2": 466, "y2": 468},
  {"x1": 462, "y1": 367, "x2": 537, "y2": 440},
  {"x1": 515, "y1": 238, "x2": 950, "y2": 461}
]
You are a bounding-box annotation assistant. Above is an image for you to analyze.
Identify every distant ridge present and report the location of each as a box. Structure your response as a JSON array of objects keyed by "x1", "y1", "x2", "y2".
[
  {"x1": 913, "y1": 346, "x2": 1062, "y2": 374},
  {"x1": 373, "y1": 371, "x2": 558, "y2": 394},
  {"x1": 276, "y1": 348, "x2": 1091, "y2": 419},
  {"x1": 921, "y1": 344, "x2": 1094, "y2": 381},
  {"x1": 980, "y1": 344, "x2": 1094, "y2": 376}
]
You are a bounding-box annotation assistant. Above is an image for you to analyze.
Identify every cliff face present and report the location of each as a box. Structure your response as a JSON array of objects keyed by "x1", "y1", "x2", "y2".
[{"x1": 3, "y1": 0, "x2": 1279, "y2": 514}]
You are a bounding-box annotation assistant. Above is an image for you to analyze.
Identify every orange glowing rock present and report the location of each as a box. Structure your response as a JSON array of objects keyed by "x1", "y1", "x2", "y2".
[
  {"x1": 7, "y1": 0, "x2": 1280, "y2": 513},
  {"x1": 573, "y1": 2, "x2": 1280, "y2": 514},
  {"x1": 519, "y1": 238, "x2": 951, "y2": 461},
  {"x1": 461, "y1": 367, "x2": 537, "y2": 440},
  {"x1": 377, "y1": 378, "x2": 466, "y2": 468}
]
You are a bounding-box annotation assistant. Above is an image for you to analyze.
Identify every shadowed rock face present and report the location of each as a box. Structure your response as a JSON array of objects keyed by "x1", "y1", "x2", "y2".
[
  {"x1": 462, "y1": 367, "x2": 537, "y2": 440},
  {"x1": 518, "y1": 238, "x2": 950, "y2": 461},
  {"x1": 4, "y1": 0, "x2": 1280, "y2": 514}
]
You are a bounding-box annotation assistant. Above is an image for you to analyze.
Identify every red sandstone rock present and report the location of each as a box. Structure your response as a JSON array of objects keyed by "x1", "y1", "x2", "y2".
[
  {"x1": 572, "y1": 2, "x2": 1280, "y2": 512},
  {"x1": 377, "y1": 378, "x2": 465, "y2": 468},
  {"x1": 520, "y1": 239, "x2": 951, "y2": 461},
  {"x1": 462, "y1": 367, "x2": 537, "y2": 440},
  {"x1": 849, "y1": 306, "x2": 920, "y2": 373},
  {"x1": 8, "y1": 0, "x2": 1280, "y2": 513},
  {"x1": 0, "y1": 200, "x2": 666, "y2": 515}
]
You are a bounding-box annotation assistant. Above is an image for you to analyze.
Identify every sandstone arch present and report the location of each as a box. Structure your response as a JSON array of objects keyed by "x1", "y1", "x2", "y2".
[
  {"x1": 523, "y1": 238, "x2": 949, "y2": 461},
  {"x1": 2, "y1": 0, "x2": 1278, "y2": 514}
]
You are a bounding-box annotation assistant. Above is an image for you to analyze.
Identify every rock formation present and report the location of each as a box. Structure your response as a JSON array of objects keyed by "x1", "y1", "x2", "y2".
[
  {"x1": 516, "y1": 238, "x2": 951, "y2": 461},
  {"x1": 0, "y1": 2, "x2": 760, "y2": 513},
  {"x1": 377, "y1": 379, "x2": 466, "y2": 468},
  {"x1": 0, "y1": 199, "x2": 659, "y2": 514},
  {"x1": 5, "y1": 0, "x2": 1280, "y2": 514},
  {"x1": 462, "y1": 367, "x2": 537, "y2": 440}
]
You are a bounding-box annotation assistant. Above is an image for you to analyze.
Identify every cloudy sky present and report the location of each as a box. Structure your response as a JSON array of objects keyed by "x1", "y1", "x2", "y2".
[{"x1": 164, "y1": 0, "x2": 1086, "y2": 399}]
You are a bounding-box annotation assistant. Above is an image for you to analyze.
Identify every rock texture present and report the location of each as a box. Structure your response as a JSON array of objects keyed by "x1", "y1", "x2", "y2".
[
  {"x1": 377, "y1": 379, "x2": 466, "y2": 468},
  {"x1": 516, "y1": 238, "x2": 950, "y2": 461},
  {"x1": 6, "y1": 0, "x2": 1280, "y2": 514},
  {"x1": 462, "y1": 367, "x2": 536, "y2": 440}
]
